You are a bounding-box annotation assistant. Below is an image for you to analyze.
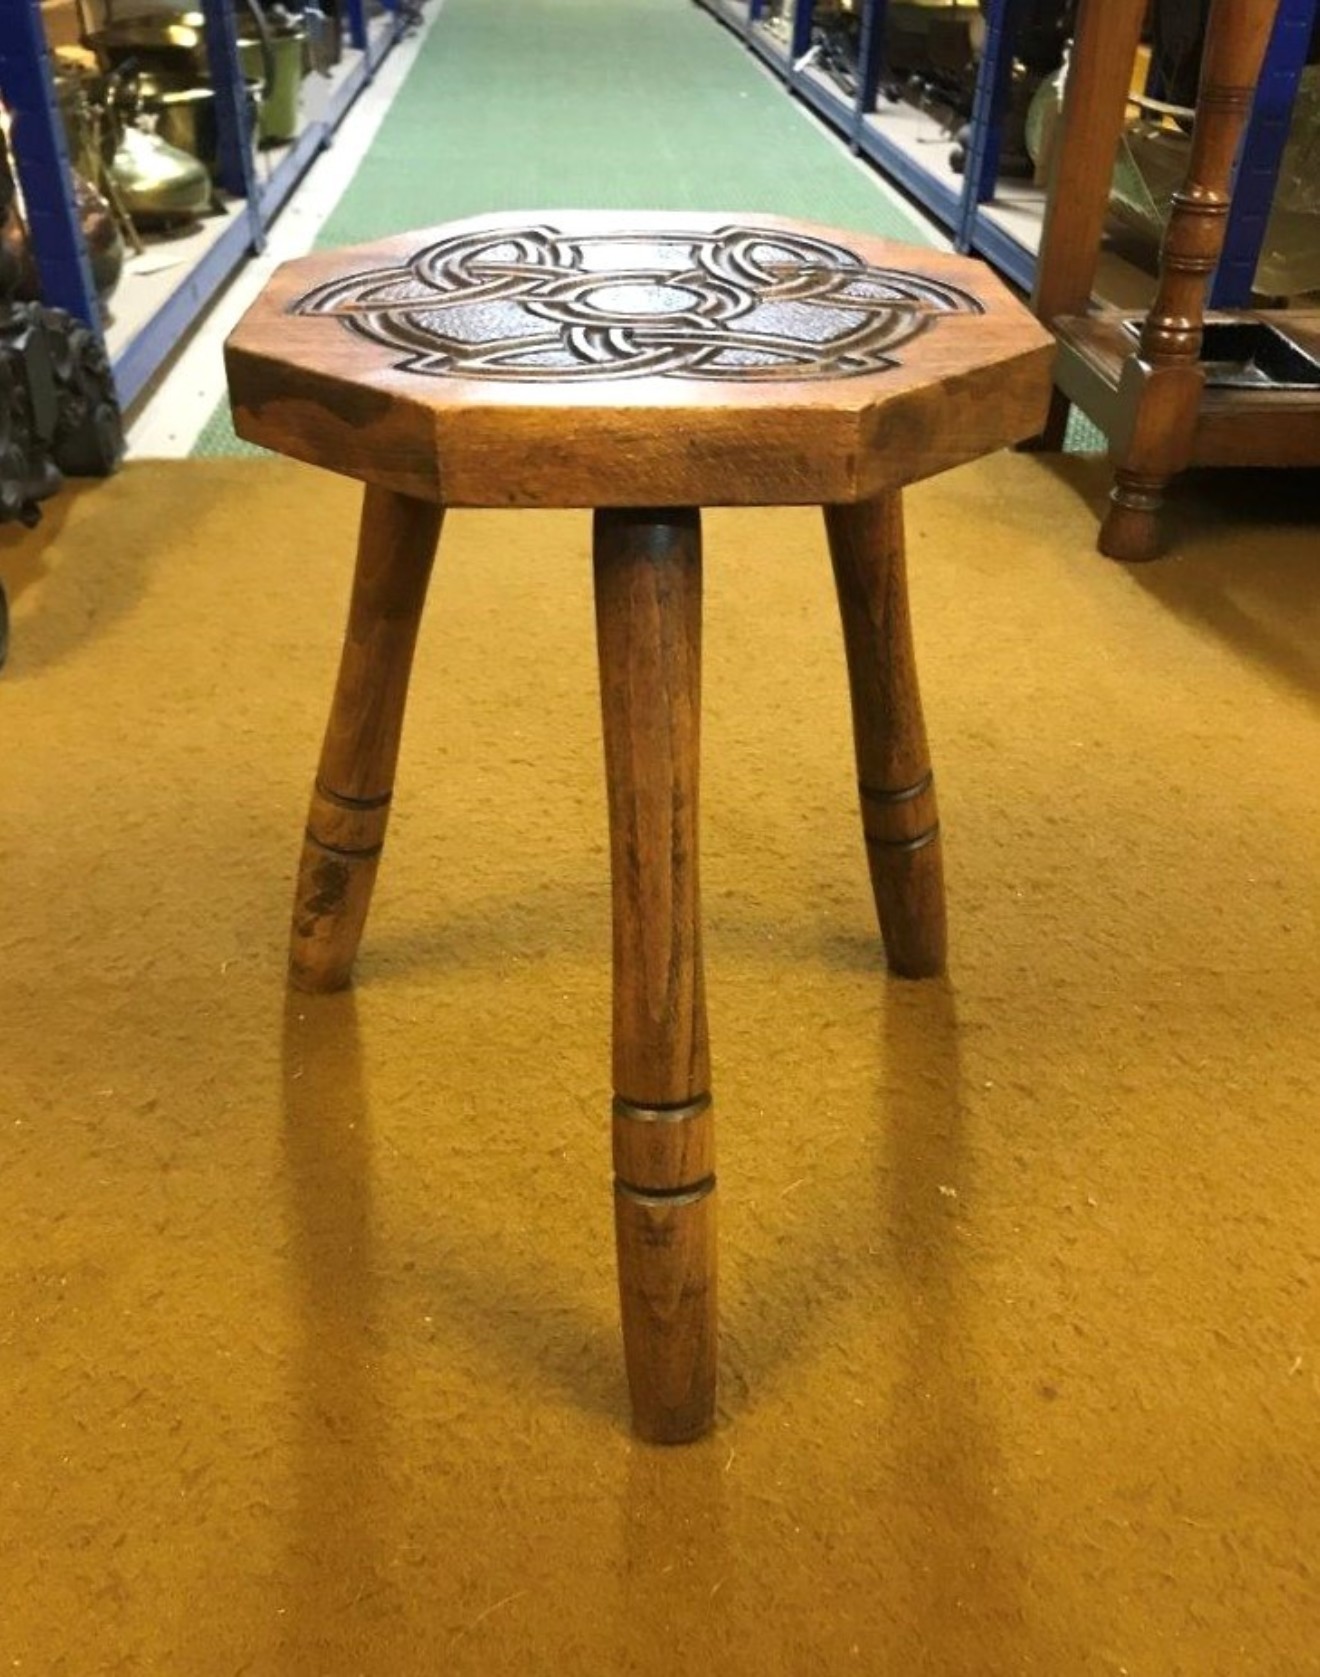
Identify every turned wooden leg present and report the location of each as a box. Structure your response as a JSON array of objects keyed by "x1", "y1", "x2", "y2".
[
  {"x1": 1097, "y1": 356, "x2": 1209, "y2": 562},
  {"x1": 289, "y1": 485, "x2": 443, "y2": 992},
  {"x1": 1095, "y1": 353, "x2": 1207, "y2": 563},
  {"x1": 594, "y1": 506, "x2": 716, "y2": 1444},
  {"x1": 1099, "y1": 468, "x2": 1171, "y2": 563},
  {"x1": 825, "y1": 493, "x2": 947, "y2": 978}
]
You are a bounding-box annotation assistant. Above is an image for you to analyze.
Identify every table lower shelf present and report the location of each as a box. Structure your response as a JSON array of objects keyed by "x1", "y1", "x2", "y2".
[{"x1": 1054, "y1": 310, "x2": 1320, "y2": 468}]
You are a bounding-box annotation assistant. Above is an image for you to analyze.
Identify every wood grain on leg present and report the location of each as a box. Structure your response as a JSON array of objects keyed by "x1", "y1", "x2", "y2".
[
  {"x1": 594, "y1": 506, "x2": 715, "y2": 1444},
  {"x1": 290, "y1": 485, "x2": 442, "y2": 992},
  {"x1": 825, "y1": 494, "x2": 947, "y2": 978}
]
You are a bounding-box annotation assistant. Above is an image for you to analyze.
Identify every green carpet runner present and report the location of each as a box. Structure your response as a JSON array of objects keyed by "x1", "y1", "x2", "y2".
[{"x1": 193, "y1": 0, "x2": 936, "y2": 457}]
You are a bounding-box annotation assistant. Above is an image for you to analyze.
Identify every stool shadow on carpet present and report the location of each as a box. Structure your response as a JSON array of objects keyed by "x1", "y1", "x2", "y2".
[
  {"x1": 722, "y1": 974, "x2": 1032, "y2": 1659},
  {"x1": 879, "y1": 979, "x2": 1028, "y2": 1665},
  {"x1": 368, "y1": 876, "x2": 896, "y2": 984},
  {"x1": 359, "y1": 873, "x2": 611, "y2": 979},
  {"x1": 279, "y1": 988, "x2": 394, "y2": 1652},
  {"x1": 721, "y1": 977, "x2": 972, "y2": 1395},
  {"x1": 279, "y1": 930, "x2": 996, "y2": 1459},
  {"x1": 281, "y1": 989, "x2": 624, "y2": 1425}
]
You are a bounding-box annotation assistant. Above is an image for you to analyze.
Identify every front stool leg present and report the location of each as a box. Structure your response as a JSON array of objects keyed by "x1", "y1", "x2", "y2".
[
  {"x1": 825, "y1": 493, "x2": 947, "y2": 978},
  {"x1": 593, "y1": 507, "x2": 716, "y2": 1444},
  {"x1": 289, "y1": 485, "x2": 443, "y2": 992}
]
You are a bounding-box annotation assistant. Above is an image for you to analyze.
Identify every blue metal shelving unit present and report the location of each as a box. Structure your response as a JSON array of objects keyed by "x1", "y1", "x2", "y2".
[
  {"x1": 0, "y1": 0, "x2": 102, "y2": 318},
  {"x1": 694, "y1": 0, "x2": 1318, "y2": 302},
  {"x1": 0, "y1": 0, "x2": 404, "y2": 410},
  {"x1": 850, "y1": 0, "x2": 960, "y2": 230},
  {"x1": 955, "y1": 0, "x2": 1023, "y2": 239}
]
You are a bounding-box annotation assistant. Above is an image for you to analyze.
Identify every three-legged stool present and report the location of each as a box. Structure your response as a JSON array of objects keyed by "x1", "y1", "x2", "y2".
[{"x1": 226, "y1": 211, "x2": 1053, "y2": 1442}]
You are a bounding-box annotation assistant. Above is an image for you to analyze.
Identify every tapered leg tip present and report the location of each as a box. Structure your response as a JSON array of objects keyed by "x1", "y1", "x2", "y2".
[
  {"x1": 1099, "y1": 496, "x2": 1167, "y2": 563},
  {"x1": 630, "y1": 1396, "x2": 718, "y2": 1445},
  {"x1": 871, "y1": 848, "x2": 947, "y2": 982},
  {"x1": 886, "y1": 951, "x2": 947, "y2": 981},
  {"x1": 287, "y1": 954, "x2": 355, "y2": 994}
]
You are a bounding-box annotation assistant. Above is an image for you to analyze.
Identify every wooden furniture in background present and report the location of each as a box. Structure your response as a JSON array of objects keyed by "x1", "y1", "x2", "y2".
[
  {"x1": 1029, "y1": 0, "x2": 1150, "y2": 449},
  {"x1": 1033, "y1": 0, "x2": 1320, "y2": 559},
  {"x1": 226, "y1": 210, "x2": 1054, "y2": 1442}
]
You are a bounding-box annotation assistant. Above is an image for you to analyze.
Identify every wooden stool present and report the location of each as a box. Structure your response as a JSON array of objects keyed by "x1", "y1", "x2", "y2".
[{"x1": 226, "y1": 211, "x2": 1053, "y2": 1442}]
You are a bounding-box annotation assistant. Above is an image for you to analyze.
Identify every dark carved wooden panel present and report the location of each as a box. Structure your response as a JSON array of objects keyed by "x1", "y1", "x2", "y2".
[{"x1": 289, "y1": 223, "x2": 984, "y2": 383}]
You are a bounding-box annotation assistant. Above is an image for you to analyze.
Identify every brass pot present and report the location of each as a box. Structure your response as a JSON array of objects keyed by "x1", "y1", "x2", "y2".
[
  {"x1": 84, "y1": 13, "x2": 210, "y2": 92},
  {"x1": 151, "y1": 86, "x2": 218, "y2": 170}
]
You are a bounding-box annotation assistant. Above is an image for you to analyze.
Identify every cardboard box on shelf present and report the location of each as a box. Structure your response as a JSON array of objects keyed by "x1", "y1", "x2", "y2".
[{"x1": 42, "y1": 0, "x2": 86, "y2": 52}]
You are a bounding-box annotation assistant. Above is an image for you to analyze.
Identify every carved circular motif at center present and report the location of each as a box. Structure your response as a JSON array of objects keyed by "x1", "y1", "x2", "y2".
[
  {"x1": 290, "y1": 222, "x2": 985, "y2": 383},
  {"x1": 579, "y1": 281, "x2": 704, "y2": 316}
]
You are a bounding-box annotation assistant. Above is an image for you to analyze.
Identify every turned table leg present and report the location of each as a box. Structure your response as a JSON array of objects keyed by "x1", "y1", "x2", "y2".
[
  {"x1": 593, "y1": 507, "x2": 716, "y2": 1444},
  {"x1": 824, "y1": 493, "x2": 947, "y2": 978},
  {"x1": 1100, "y1": 456, "x2": 1187, "y2": 564},
  {"x1": 289, "y1": 485, "x2": 443, "y2": 992}
]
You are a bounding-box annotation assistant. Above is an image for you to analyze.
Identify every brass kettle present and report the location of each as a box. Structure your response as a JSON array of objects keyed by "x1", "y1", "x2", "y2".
[
  {"x1": 55, "y1": 58, "x2": 212, "y2": 235},
  {"x1": 109, "y1": 119, "x2": 213, "y2": 227}
]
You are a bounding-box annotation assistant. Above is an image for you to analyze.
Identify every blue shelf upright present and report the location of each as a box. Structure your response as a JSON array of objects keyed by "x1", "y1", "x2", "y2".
[
  {"x1": 957, "y1": 0, "x2": 1040, "y2": 290},
  {"x1": 344, "y1": 0, "x2": 370, "y2": 53},
  {"x1": 955, "y1": 0, "x2": 1021, "y2": 240},
  {"x1": 855, "y1": 0, "x2": 887, "y2": 122},
  {"x1": 0, "y1": 0, "x2": 101, "y2": 325},
  {"x1": 201, "y1": 0, "x2": 261, "y2": 207},
  {"x1": 343, "y1": 0, "x2": 401, "y2": 70}
]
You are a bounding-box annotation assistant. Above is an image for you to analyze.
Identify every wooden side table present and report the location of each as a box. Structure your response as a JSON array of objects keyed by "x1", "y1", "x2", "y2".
[
  {"x1": 1032, "y1": 0, "x2": 1320, "y2": 559},
  {"x1": 226, "y1": 210, "x2": 1054, "y2": 1441}
]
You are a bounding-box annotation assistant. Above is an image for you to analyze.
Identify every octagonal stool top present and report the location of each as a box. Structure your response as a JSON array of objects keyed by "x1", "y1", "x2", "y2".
[{"x1": 225, "y1": 210, "x2": 1055, "y2": 508}]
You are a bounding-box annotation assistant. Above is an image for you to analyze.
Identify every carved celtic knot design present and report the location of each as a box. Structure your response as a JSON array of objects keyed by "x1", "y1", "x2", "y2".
[{"x1": 290, "y1": 223, "x2": 984, "y2": 383}]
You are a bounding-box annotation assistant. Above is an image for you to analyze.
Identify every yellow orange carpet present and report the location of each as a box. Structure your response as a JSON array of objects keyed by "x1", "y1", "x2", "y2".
[{"x1": 1, "y1": 454, "x2": 1318, "y2": 1673}]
